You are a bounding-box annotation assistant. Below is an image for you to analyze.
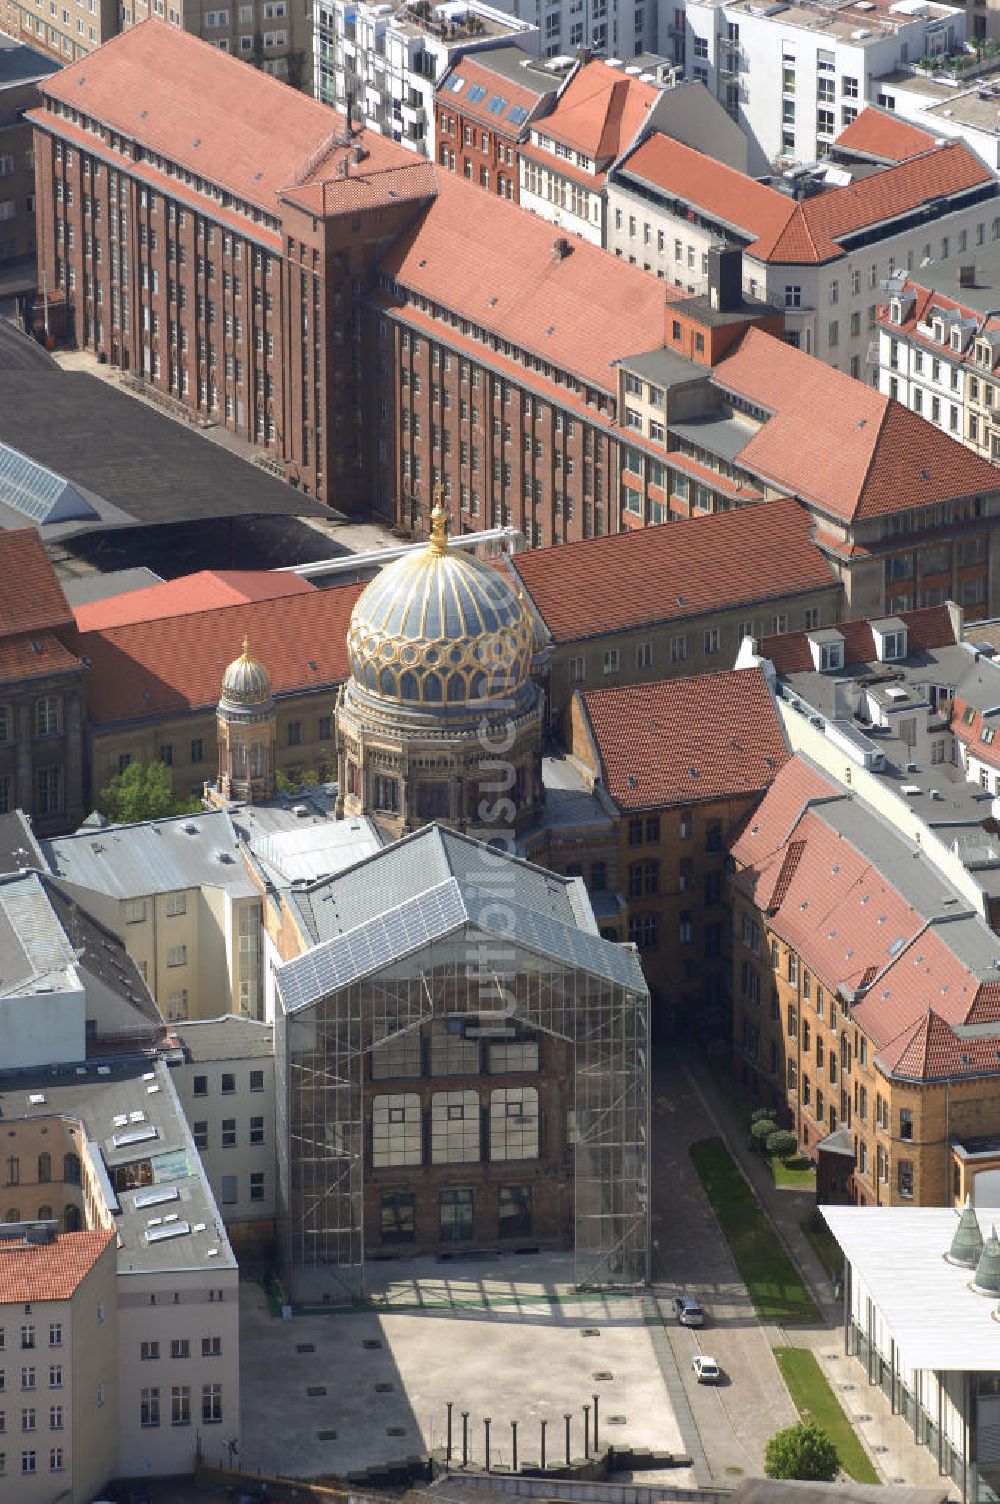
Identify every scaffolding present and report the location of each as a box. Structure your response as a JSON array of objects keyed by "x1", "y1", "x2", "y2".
[{"x1": 274, "y1": 875, "x2": 649, "y2": 1301}]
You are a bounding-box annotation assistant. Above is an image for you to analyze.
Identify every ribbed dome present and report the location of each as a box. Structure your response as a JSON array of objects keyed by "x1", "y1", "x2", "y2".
[
  {"x1": 347, "y1": 501, "x2": 533, "y2": 710},
  {"x1": 220, "y1": 639, "x2": 272, "y2": 708},
  {"x1": 947, "y1": 1197, "x2": 985, "y2": 1269}
]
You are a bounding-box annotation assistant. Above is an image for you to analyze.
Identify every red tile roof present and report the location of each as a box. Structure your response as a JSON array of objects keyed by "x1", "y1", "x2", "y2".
[
  {"x1": 39, "y1": 20, "x2": 423, "y2": 221},
  {"x1": 730, "y1": 754, "x2": 842, "y2": 899},
  {"x1": 378, "y1": 170, "x2": 682, "y2": 393},
  {"x1": 579, "y1": 667, "x2": 788, "y2": 810},
  {"x1": 617, "y1": 132, "x2": 991, "y2": 265},
  {"x1": 714, "y1": 329, "x2": 1000, "y2": 521},
  {"x1": 73, "y1": 569, "x2": 314, "y2": 633},
  {"x1": 540, "y1": 61, "x2": 660, "y2": 162},
  {"x1": 0, "y1": 529, "x2": 73, "y2": 637},
  {"x1": 438, "y1": 54, "x2": 551, "y2": 134},
  {"x1": 0, "y1": 630, "x2": 81, "y2": 685},
  {"x1": 72, "y1": 582, "x2": 364, "y2": 725},
  {"x1": 833, "y1": 106, "x2": 939, "y2": 165},
  {"x1": 757, "y1": 604, "x2": 957, "y2": 675},
  {"x1": 508, "y1": 497, "x2": 836, "y2": 644},
  {"x1": 0, "y1": 1229, "x2": 114, "y2": 1306}
]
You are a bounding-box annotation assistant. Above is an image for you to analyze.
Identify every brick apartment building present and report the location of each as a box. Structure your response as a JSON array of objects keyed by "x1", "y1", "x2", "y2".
[
  {"x1": 434, "y1": 45, "x2": 558, "y2": 203},
  {"x1": 31, "y1": 23, "x2": 1000, "y2": 578},
  {"x1": 29, "y1": 20, "x2": 437, "y2": 514},
  {"x1": 0, "y1": 35, "x2": 59, "y2": 291}
]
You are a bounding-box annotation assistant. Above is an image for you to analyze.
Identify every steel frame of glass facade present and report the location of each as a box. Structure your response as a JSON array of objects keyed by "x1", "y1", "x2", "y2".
[{"x1": 275, "y1": 922, "x2": 649, "y2": 1302}]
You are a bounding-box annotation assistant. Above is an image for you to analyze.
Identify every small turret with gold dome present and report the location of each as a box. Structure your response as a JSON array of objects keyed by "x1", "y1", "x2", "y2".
[
  {"x1": 216, "y1": 638, "x2": 276, "y2": 802},
  {"x1": 345, "y1": 483, "x2": 534, "y2": 717},
  {"x1": 220, "y1": 637, "x2": 273, "y2": 711}
]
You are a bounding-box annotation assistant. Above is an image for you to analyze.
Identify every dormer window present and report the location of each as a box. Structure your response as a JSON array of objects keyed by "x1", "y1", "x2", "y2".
[
  {"x1": 978, "y1": 342, "x2": 992, "y2": 369},
  {"x1": 932, "y1": 319, "x2": 944, "y2": 343},
  {"x1": 871, "y1": 618, "x2": 907, "y2": 662},
  {"x1": 951, "y1": 328, "x2": 964, "y2": 353},
  {"x1": 807, "y1": 629, "x2": 845, "y2": 673},
  {"x1": 890, "y1": 298, "x2": 903, "y2": 324}
]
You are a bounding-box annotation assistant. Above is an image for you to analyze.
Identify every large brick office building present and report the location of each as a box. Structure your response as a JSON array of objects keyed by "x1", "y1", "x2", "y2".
[{"x1": 30, "y1": 22, "x2": 1000, "y2": 587}]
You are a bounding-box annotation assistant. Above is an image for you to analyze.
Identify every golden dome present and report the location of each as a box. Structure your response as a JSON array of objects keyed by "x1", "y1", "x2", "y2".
[
  {"x1": 220, "y1": 638, "x2": 273, "y2": 708},
  {"x1": 347, "y1": 498, "x2": 533, "y2": 710}
]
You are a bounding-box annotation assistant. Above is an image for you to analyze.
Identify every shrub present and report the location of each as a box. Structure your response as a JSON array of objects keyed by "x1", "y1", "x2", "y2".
[
  {"x1": 751, "y1": 1119, "x2": 776, "y2": 1148},
  {"x1": 766, "y1": 1129, "x2": 800, "y2": 1160},
  {"x1": 765, "y1": 1422, "x2": 839, "y2": 1482},
  {"x1": 750, "y1": 1106, "x2": 778, "y2": 1124}
]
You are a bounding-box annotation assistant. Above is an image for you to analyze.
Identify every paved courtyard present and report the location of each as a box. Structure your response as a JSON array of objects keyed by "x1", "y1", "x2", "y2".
[{"x1": 239, "y1": 1253, "x2": 697, "y2": 1485}]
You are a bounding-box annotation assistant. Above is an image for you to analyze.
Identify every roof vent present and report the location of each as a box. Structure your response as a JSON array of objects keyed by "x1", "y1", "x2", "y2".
[
  {"x1": 292, "y1": 805, "x2": 309, "y2": 819},
  {"x1": 182, "y1": 823, "x2": 199, "y2": 835},
  {"x1": 947, "y1": 1197, "x2": 984, "y2": 1267},
  {"x1": 973, "y1": 1225, "x2": 1000, "y2": 1294},
  {"x1": 553, "y1": 236, "x2": 572, "y2": 260}
]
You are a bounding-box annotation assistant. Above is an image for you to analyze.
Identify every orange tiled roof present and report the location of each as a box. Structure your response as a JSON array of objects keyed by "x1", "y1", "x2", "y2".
[
  {"x1": 0, "y1": 630, "x2": 81, "y2": 685},
  {"x1": 580, "y1": 666, "x2": 788, "y2": 811},
  {"x1": 0, "y1": 1229, "x2": 114, "y2": 1305},
  {"x1": 73, "y1": 569, "x2": 314, "y2": 633},
  {"x1": 438, "y1": 54, "x2": 549, "y2": 133},
  {"x1": 539, "y1": 61, "x2": 660, "y2": 162},
  {"x1": 72, "y1": 582, "x2": 364, "y2": 725},
  {"x1": 508, "y1": 497, "x2": 836, "y2": 644},
  {"x1": 616, "y1": 132, "x2": 992, "y2": 265},
  {"x1": 377, "y1": 170, "x2": 682, "y2": 392},
  {"x1": 833, "y1": 106, "x2": 939, "y2": 165},
  {"x1": 714, "y1": 329, "x2": 1000, "y2": 521},
  {"x1": 0, "y1": 529, "x2": 73, "y2": 638},
  {"x1": 757, "y1": 605, "x2": 957, "y2": 675},
  {"x1": 39, "y1": 20, "x2": 422, "y2": 220}
]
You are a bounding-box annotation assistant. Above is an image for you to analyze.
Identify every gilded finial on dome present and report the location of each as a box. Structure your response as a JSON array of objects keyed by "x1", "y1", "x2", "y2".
[
  {"x1": 429, "y1": 480, "x2": 449, "y2": 556},
  {"x1": 241, "y1": 635, "x2": 250, "y2": 658}
]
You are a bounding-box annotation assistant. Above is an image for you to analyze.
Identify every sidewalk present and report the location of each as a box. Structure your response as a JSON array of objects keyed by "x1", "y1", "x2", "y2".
[{"x1": 684, "y1": 1055, "x2": 960, "y2": 1499}]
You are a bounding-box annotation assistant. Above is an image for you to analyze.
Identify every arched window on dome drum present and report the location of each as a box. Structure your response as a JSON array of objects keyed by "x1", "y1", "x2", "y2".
[
  {"x1": 379, "y1": 668, "x2": 397, "y2": 698},
  {"x1": 400, "y1": 671, "x2": 419, "y2": 701},
  {"x1": 374, "y1": 775, "x2": 399, "y2": 813},
  {"x1": 364, "y1": 662, "x2": 378, "y2": 691},
  {"x1": 424, "y1": 673, "x2": 442, "y2": 703},
  {"x1": 446, "y1": 673, "x2": 465, "y2": 703},
  {"x1": 470, "y1": 672, "x2": 487, "y2": 702},
  {"x1": 249, "y1": 743, "x2": 263, "y2": 779}
]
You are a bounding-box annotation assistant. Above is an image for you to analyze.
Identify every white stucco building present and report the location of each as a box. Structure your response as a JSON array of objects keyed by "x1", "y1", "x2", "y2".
[
  {"x1": 681, "y1": 0, "x2": 965, "y2": 173},
  {"x1": 313, "y1": 0, "x2": 540, "y2": 156}
]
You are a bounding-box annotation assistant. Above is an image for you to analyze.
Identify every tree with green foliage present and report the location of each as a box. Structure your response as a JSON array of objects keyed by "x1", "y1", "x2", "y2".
[
  {"x1": 751, "y1": 1106, "x2": 777, "y2": 1124},
  {"x1": 765, "y1": 1422, "x2": 839, "y2": 1482},
  {"x1": 766, "y1": 1129, "x2": 800, "y2": 1161},
  {"x1": 751, "y1": 1118, "x2": 777, "y2": 1149},
  {"x1": 96, "y1": 761, "x2": 201, "y2": 825}
]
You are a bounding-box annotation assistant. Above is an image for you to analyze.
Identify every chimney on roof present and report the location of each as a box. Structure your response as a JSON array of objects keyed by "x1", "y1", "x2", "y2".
[
  {"x1": 345, "y1": 83, "x2": 355, "y2": 137},
  {"x1": 553, "y1": 236, "x2": 572, "y2": 261},
  {"x1": 577, "y1": 45, "x2": 593, "y2": 64},
  {"x1": 959, "y1": 263, "x2": 977, "y2": 288},
  {"x1": 707, "y1": 244, "x2": 743, "y2": 314}
]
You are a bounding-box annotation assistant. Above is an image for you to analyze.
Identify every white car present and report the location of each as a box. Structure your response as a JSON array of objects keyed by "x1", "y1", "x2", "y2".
[{"x1": 692, "y1": 1355, "x2": 722, "y2": 1384}]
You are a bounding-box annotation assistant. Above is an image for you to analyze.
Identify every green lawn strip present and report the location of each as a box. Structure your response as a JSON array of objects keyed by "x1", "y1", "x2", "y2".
[
  {"x1": 773, "y1": 1345, "x2": 880, "y2": 1484},
  {"x1": 771, "y1": 1155, "x2": 817, "y2": 1189},
  {"x1": 689, "y1": 1137, "x2": 822, "y2": 1324},
  {"x1": 801, "y1": 1209, "x2": 845, "y2": 1280}
]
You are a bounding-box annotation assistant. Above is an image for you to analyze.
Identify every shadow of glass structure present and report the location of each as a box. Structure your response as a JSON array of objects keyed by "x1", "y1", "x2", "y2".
[{"x1": 274, "y1": 828, "x2": 649, "y2": 1302}]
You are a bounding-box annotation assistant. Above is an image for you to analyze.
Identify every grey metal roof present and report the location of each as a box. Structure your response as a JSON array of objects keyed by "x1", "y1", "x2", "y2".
[
  {"x1": 61, "y1": 567, "x2": 163, "y2": 606},
  {"x1": 669, "y1": 412, "x2": 756, "y2": 464},
  {"x1": 0, "y1": 1058, "x2": 235, "y2": 1275},
  {"x1": 289, "y1": 823, "x2": 585, "y2": 947},
  {"x1": 0, "y1": 872, "x2": 76, "y2": 993},
  {"x1": 43, "y1": 809, "x2": 257, "y2": 900},
  {"x1": 616, "y1": 344, "x2": 702, "y2": 389},
  {"x1": 174, "y1": 1014, "x2": 274, "y2": 1061},
  {"x1": 0, "y1": 811, "x2": 45, "y2": 875},
  {"x1": 0, "y1": 35, "x2": 61, "y2": 87},
  {"x1": 276, "y1": 869, "x2": 646, "y2": 1013}
]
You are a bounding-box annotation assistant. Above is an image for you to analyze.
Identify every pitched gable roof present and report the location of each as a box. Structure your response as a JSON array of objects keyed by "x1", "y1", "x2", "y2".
[
  {"x1": 0, "y1": 529, "x2": 73, "y2": 637},
  {"x1": 508, "y1": 497, "x2": 835, "y2": 644},
  {"x1": 833, "y1": 106, "x2": 939, "y2": 165},
  {"x1": 616, "y1": 131, "x2": 991, "y2": 265},
  {"x1": 0, "y1": 1229, "x2": 114, "y2": 1305},
  {"x1": 377, "y1": 170, "x2": 681, "y2": 393},
  {"x1": 542, "y1": 61, "x2": 660, "y2": 162},
  {"x1": 757, "y1": 604, "x2": 957, "y2": 675},
  {"x1": 579, "y1": 667, "x2": 788, "y2": 810},
  {"x1": 38, "y1": 19, "x2": 422, "y2": 221},
  {"x1": 73, "y1": 569, "x2": 314, "y2": 633},
  {"x1": 714, "y1": 329, "x2": 1000, "y2": 522},
  {"x1": 72, "y1": 581, "x2": 363, "y2": 725}
]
